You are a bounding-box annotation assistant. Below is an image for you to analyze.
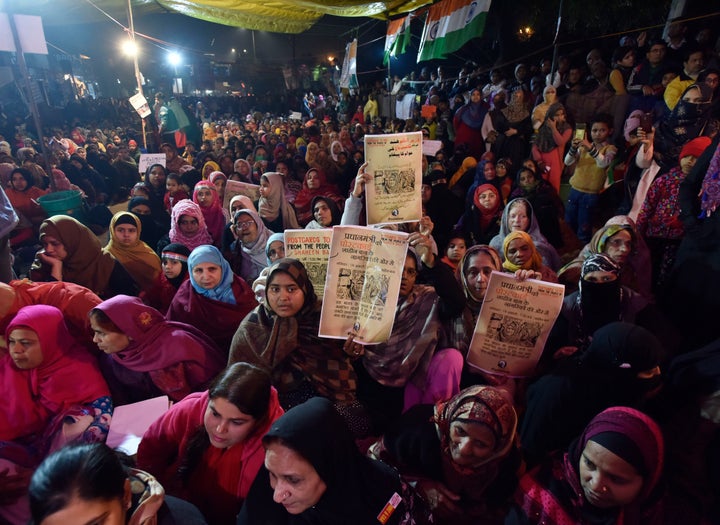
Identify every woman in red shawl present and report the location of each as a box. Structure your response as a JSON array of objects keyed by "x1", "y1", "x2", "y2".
[
  {"x1": 137, "y1": 362, "x2": 284, "y2": 525},
  {"x1": 453, "y1": 89, "x2": 489, "y2": 161},
  {"x1": 193, "y1": 180, "x2": 225, "y2": 247},
  {"x1": 293, "y1": 168, "x2": 344, "y2": 226},
  {"x1": 457, "y1": 184, "x2": 503, "y2": 246},
  {"x1": 0, "y1": 305, "x2": 111, "y2": 473},
  {"x1": 89, "y1": 295, "x2": 225, "y2": 405},
  {"x1": 6, "y1": 167, "x2": 47, "y2": 246},
  {"x1": 508, "y1": 406, "x2": 665, "y2": 525}
]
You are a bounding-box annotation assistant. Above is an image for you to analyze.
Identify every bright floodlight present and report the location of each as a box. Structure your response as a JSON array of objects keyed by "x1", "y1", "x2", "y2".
[
  {"x1": 168, "y1": 51, "x2": 182, "y2": 66},
  {"x1": 122, "y1": 40, "x2": 138, "y2": 57}
]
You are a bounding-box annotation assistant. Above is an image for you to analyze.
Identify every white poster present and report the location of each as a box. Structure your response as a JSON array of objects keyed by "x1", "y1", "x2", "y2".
[
  {"x1": 138, "y1": 153, "x2": 166, "y2": 174},
  {"x1": 467, "y1": 271, "x2": 564, "y2": 377}
]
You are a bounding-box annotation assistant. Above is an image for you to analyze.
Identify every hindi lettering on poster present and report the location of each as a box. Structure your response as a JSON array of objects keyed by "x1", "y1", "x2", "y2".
[
  {"x1": 223, "y1": 180, "x2": 261, "y2": 210},
  {"x1": 319, "y1": 226, "x2": 408, "y2": 344},
  {"x1": 284, "y1": 228, "x2": 332, "y2": 299},
  {"x1": 364, "y1": 131, "x2": 423, "y2": 225},
  {"x1": 138, "y1": 153, "x2": 166, "y2": 174},
  {"x1": 467, "y1": 271, "x2": 564, "y2": 377}
]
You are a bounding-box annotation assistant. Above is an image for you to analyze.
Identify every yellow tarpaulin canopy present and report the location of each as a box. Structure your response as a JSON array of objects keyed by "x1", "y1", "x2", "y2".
[
  {"x1": 156, "y1": 0, "x2": 432, "y2": 33},
  {"x1": 10, "y1": 0, "x2": 431, "y2": 33}
]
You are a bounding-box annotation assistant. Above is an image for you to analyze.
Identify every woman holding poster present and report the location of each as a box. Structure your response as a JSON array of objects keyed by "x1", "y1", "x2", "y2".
[
  {"x1": 354, "y1": 234, "x2": 465, "y2": 434},
  {"x1": 228, "y1": 258, "x2": 368, "y2": 436}
]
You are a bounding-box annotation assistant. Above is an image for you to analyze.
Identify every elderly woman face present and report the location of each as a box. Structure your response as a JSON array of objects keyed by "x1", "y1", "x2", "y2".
[
  {"x1": 508, "y1": 202, "x2": 530, "y2": 232},
  {"x1": 267, "y1": 241, "x2": 285, "y2": 263},
  {"x1": 264, "y1": 441, "x2": 327, "y2": 514},
  {"x1": 236, "y1": 215, "x2": 259, "y2": 245},
  {"x1": 449, "y1": 419, "x2": 497, "y2": 467},
  {"x1": 603, "y1": 230, "x2": 632, "y2": 266},
  {"x1": 192, "y1": 262, "x2": 223, "y2": 290},
  {"x1": 506, "y1": 238, "x2": 532, "y2": 266},
  {"x1": 579, "y1": 440, "x2": 643, "y2": 508}
]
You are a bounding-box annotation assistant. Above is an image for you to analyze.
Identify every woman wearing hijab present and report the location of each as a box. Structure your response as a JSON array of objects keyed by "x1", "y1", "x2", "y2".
[
  {"x1": 292, "y1": 168, "x2": 343, "y2": 227},
  {"x1": 30, "y1": 215, "x2": 139, "y2": 299},
  {"x1": 138, "y1": 363, "x2": 283, "y2": 524},
  {"x1": 228, "y1": 208, "x2": 274, "y2": 283},
  {"x1": 142, "y1": 163, "x2": 169, "y2": 222},
  {"x1": 490, "y1": 198, "x2": 561, "y2": 271},
  {"x1": 548, "y1": 254, "x2": 663, "y2": 362},
  {"x1": 192, "y1": 180, "x2": 225, "y2": 248},
  {"x1": 167, "y1": 245, "x2": 257, "y2": 355},
  {"x1": 453, "y1": 88, "x2": 489, "y2": 161},
  {"x1": 531, "y1": 103, "x2": 572, "y2": 194},
  {"x1": 90, "y1": 294, "x2": 224, "y2": 404},
  {"x1": 237, "y1": 397, "x2": 425, "y2": 525},
  {"x1": 509, "y1": 406, "x2": 665, "y2": 525},
  {"x1": 558, "y1": 217, "x2": 652, "y2": 299},
  {"x1": 1, "y1": 305, "x2": 111, "y2": 466},
  {"x1": 103, "y1": 211, "x2": 161, "y2": 293},
  {"x1": 531, "y1": 85, "x2": 559, "y2": 131},
  {"x1": 457, "y1": 183, "x2": 503, "y2": 246},
  {"x1": 166, "y1": 199, "x2": 214, "y2": 252},
  {"x1": 305, "y1": 195, "x2": 341, "y2": 229},
  {"x1": 654, "y1": 83, "x2": 713, "y2": 168},
  {"x1": 520, "y1": 322, "x2": 663, "y2": 466},
  {"x1": 258, "y1": 172, "x2": 300, "y2": 232},
  {"x1": 128, "y1": 196, "x2": 163, "y2": 251},
  {"x1": 491, "y1": 88, "x2": 532, "y2": 171},
  {"x1": 142, "y1": 242, "x2": 191, "y2": 313},
  {"x1": 233, "y1": 158, "x2": 253, "y2": 182},
  {"x1": 501, "y1": 231, "x2": 558, "y2": 283},
  {"x1": 207, "y1": 171, "x2": 229, "y2": 211},
  {"x1": 222, "y1": 195, "x2": 258, "y2": 258},
  {"x1": 370, "y1": 386, "x2": 521, "y2": 525},
  {"x1": 5, "y1": 167, "x2": 47, "y2": 246},
  {"x1": 228, "y1": 259, "x2": 364, "y2": 431}
]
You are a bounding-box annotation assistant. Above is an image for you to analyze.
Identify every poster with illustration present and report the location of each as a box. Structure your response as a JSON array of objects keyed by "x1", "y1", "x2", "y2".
[
  {"x1": 284, "y1": 229, "x2": 332, "y2": 299},
  {"x1": 223, "y1": 180, "x2": 260, "y2": 211},
  {"x1": 319, "y1": 226, "x2": 408, "y2": 344},
  {"x1": 467, "y1": 271, "x2": 564, "y2": 377},
  {"x1": 364, "y1": 131, "x2": 423, "y2": 225}
]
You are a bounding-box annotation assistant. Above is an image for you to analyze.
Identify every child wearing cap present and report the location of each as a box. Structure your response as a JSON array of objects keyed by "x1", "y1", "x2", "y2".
[{"x1": 636, "y1": 136, "x2": 712, "y2": 290}]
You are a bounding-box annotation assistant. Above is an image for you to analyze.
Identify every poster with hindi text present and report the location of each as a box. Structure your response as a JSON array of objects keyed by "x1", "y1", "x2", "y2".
[
  {"x1": 223, "y1": 180, "x2": 260, "y2": 211},
  {"x1": 467, "y1": 271, "x2": 564, "y2": 377},
  {"x1": 319, "y1": 226, "x2": 408, "y2": 344},
  {"x1": 364, "y1": 131, "x2": 422, "y2": 225},
  {"x1": 284, "y1": 229, "x2": 332, "y2": 299}
]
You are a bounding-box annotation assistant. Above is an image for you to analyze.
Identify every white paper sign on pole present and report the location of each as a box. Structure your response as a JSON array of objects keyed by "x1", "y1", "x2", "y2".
[
  {"x1": 0, "y1": 14, "x2": 48, "y2": 54},
  {"x1": 138, "y1": 153, "x2": 166, "y2": 174}
]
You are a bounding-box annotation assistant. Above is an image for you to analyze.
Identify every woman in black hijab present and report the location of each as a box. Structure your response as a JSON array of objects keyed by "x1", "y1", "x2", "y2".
[{"x1": 237, "y1": 397, "x2": 429, "y2": 525}]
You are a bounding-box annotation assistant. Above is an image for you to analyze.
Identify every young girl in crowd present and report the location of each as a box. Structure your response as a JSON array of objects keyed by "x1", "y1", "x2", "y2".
[
  {"x1": 193, "y1": 181, "x2": 225, "y2": 248},
  {"x1": 164, "y1": 172, "x2": 189, "y2": 214},
  {"x1": 142, "y1": 242, "x2": 191, "y2": 312}
]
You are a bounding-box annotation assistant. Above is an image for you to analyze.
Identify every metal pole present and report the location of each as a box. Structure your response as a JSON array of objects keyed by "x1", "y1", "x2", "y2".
[
  {"x1": 7, "y1": 13, "x2": 56, "y2": 192},
  {"x1": 127, "y1": 0, "x2": 148, "y2": 151},
  {"x1": 549, "y1": 0, "x2": 565, "y2": 87}
]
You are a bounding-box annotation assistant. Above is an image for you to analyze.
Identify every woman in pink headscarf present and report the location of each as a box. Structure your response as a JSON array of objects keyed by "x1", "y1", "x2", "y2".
[
  {"x1": 168, "y1": 199, "x2": 213, "y2": 251},
  {"x1": 193, "y1": 181, "x2": 225, "y2": 247}
]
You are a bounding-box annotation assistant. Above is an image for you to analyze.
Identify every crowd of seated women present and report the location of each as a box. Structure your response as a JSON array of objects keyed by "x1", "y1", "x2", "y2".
[{"x1": 0, "y1": 27, "x2": 719, "y2": 524}]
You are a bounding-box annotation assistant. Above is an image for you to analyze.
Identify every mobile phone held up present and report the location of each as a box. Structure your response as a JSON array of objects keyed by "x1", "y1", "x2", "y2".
[
  {"x1": 639, "y1": 113, "x2": 653, "y2": 133},
  {"x1": 574, "y1": 123, "x2": 586, "y2": 141}
]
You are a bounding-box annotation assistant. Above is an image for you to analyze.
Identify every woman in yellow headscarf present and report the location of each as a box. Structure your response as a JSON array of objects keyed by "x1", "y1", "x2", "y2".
[{"x1": 502, "y1": 230, "x2": 558, "y2": 283}]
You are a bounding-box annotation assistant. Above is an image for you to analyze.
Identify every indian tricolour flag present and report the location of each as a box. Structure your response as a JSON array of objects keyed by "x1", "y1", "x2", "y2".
[
  {"x1": 417, "y1": 0, "x2": 492, "y2": 62},
  {"x1": 384, "y1": 15, "x2": 411, "y2": 66}
]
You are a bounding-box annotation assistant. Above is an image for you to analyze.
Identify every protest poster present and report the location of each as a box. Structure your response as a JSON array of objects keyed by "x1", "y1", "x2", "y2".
[
  {"x1": 138, "y1": 153, "x2": 166, "y2": 174},
  {"x1": 223, "y1": 180, "x2": 260, "y2": 211},
  {"x1": 284, "y1": 228, "x2": 332, "y2": 299},
  {"x1": 129, "y1": 93, "x2": 152, "y2": 119},
  {"x1": 319, "y1": 226, "x2": 408, "y2": 344},
  {"x1": 422, "y1": 139, "x2": 443, "y2": 157},
  {"x1": 364, "y1": 131, "x2": 422, "y2": 225},
  {"x1": 467, "y1": 271, "x2": 564, "y2": 377}
]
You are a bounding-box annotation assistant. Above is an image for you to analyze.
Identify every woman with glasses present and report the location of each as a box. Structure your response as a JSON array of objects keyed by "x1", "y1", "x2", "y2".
[{"x1": 227, "y1": 208, "x2": 274, "y2": 283}]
